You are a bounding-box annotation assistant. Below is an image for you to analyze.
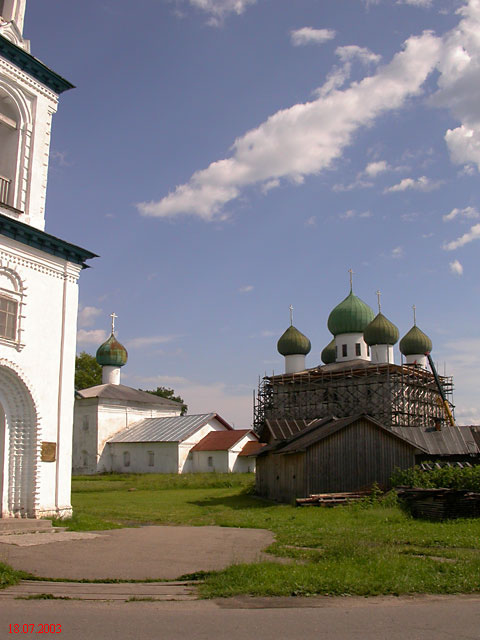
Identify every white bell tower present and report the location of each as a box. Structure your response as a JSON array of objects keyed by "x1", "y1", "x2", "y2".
[
  {"x1": 0, "y1": 0, "x2": 72, "y2": 230},
  {"x1": 0, "y1": 1, "x2": 28, "y2": 50}
]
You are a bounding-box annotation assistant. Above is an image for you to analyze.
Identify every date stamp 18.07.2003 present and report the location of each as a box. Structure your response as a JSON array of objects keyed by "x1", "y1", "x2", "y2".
[{"x1": 9, "y1": 624, "x2": 62, "y2": 634}]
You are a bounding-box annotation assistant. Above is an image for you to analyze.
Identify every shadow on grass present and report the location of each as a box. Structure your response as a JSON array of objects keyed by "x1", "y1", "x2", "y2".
[{"x1": 188, "y1": 494, "x2": 278, "y2": 510}]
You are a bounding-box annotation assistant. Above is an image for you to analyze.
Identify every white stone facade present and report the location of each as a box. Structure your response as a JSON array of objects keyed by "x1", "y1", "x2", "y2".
[
  {"x1": 0, "y1": 2, "x2": 93, "y2": 518},
  {"x1": 73, "y1": 399, "x2": 181, "y2": 474},
  {"x1": 0, "y1": 237, "x2": 84, "y2": 517},
  {"x1": 334, "y1": 332, "x2": 370, "y2": 363}
]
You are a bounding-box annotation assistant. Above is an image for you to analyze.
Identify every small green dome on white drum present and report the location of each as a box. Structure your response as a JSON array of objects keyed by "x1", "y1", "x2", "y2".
[
  {"x1": 321, "y1": 339, "x2": 336, "y2": 365},
  {"x1": 364, "y1": 313, "x2": 399, "y2": 346},
  {"x1": 277, "y1": 325, "x2": 311, "y2": 357},
  {"x1": 96, "y1": 334, "x2": 128, "y2": 367},
  {"x1": 327, "y1": 291, "x2": 374, "y2": 336},
  {"x1": 399, "y1": 325, "x2": 432, "y2": 356}
]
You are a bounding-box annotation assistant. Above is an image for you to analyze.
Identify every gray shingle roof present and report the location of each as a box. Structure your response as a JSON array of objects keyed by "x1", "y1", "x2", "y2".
[
  {"x1": 108, "y1": 413, "x2": 232, "y2": 443},
  {"x1": 76, "y1": 384, "x2": 181, "y2": 408}
]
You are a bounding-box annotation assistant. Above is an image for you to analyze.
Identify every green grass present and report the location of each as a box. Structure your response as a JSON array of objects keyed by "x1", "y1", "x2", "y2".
[
  {"x1": 0, "y1": 562, "x2": 26, "y2": 590},
  {"x1": 47, "y1": 473, "x2": 480, "y2": 597}
]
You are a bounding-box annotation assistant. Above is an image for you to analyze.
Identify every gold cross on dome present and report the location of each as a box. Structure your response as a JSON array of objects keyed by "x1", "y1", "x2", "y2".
[
  {"x1": 412, "y1": 304, "x2": 416, "y2": 326},
  {"x1": 376, "y1": 290, "x2": 381, "y2": 313},
  {"x1": 289, "y1": 305, "x2": 294, "y2": 326},
  {"x1": 110, "y1": 312, "x2": 118, "y2": 334}
]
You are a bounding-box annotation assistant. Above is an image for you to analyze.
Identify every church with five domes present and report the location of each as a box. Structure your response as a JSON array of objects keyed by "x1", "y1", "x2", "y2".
[{"x1": 254, "y1": 276, "x2": 480, "y2": 502}]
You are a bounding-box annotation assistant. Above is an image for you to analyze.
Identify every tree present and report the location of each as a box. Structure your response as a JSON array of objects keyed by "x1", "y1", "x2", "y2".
[
  {"x1": 75, "y1": 351, "x2": 102, "y2": 390},
  {"x1": 141, "y1": 387, "x2": 188, "y2": 415}
]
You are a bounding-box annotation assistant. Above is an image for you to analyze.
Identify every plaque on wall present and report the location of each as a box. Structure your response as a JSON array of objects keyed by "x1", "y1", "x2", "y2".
[{"x1": 41, "y1": 442, "x2": 56, "y2": 462}]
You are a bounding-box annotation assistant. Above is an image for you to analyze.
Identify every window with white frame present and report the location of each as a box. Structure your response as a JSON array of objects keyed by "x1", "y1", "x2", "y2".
[
  {"x1": 342, "y1": 344, "x2": 347, "y2": 357},
  {"x1": 355, "y1": 343, "x2": 361, "y2": 357},
  {"x1": 0, "y1": 268, "x2": 23, "y2": 347},
  {"x1": 207, "y1": 456, "x2": 213, "y2": 468}
]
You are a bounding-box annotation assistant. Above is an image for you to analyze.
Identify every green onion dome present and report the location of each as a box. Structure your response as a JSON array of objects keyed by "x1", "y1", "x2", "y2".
[
  {"x1": 321, "y1": 339, "x2": 336, "y2": 365},
  {"x1": 277, "y1": 325, "x2": 311, "y2": 357},
  {"x1": 399, "y1": 325, "x2": 432, "y2": 356},
  {"x1": 96, "y1": 333, "x2": 128, "y2": 367},
  {"x1": 363, "y1": 313, "x2": 399, "y2": 346},
  {"x1": 327, "y1": 291, "x2": 375, "y2": 336}
]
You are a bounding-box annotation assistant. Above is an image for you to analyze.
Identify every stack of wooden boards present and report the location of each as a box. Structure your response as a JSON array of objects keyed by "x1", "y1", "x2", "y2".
[
  {"x1": 296, "y1": 491, "x2": 372, "y2": 507},
  {"x1": 396, "y1": 487, "x2": 480, "y2": 520}
]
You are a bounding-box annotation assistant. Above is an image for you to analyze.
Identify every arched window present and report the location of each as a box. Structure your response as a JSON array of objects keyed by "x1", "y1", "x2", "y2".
[
  {"x1": 0, "y1": 268, "x2": 23, "y2": 348},
  {"x1": 0, "y1": 89, "x2": 20, "y2": 208}
]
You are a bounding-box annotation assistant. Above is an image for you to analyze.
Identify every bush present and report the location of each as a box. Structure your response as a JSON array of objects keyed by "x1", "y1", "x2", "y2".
[{"x1": 391, "y1": 464, "x2": 480, "y2": 491}]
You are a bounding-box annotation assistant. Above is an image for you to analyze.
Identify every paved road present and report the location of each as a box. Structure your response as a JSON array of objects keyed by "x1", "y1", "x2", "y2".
[
  {"x1": 0, "y1": 526, "x2": 275, "y2": 579},
  {"x1": 2, "y1": 595, "x2": 480, "y2": 640}
]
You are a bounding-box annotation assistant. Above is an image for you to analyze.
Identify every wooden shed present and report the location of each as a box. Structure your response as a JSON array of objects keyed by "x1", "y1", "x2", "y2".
[{"x1": 255, "y1": 414, "x2": 428, "y2": 503}]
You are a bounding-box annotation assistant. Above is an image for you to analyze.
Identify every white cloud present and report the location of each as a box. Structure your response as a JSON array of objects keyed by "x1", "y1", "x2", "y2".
[
  {"x1": 238, "y1": 284, "x2": 254, "y2": 293},
  {"x1": 441, "y1": 338, "x2": 480, "y2": 425},
  {"x1": 443, "y1": 205, "x2": 479, "y2": 221},
  {"x1": 339, "y1": 209, "x2": 372, "y2": 220},
  {"x1": 364, "y1": 160, "x2": 389, "y2": 177},
  {"x1": 78, "y1": 306, "x2": 103, "y2": 328},
  {"x1": 443, "y1": 222, "x2": 480, "y2": 249},
  {"x1": 384, "y1": 175, "x2": 442, "y2": 193},
  {"x1": 304, "y1": 216, "x2": 316, "y2": 226},
  {"x1": 184, "y1": 0, "x2": 256, "y2": 26},
  {"x1": 335, "y1": 45, "x2": 381, "y2": 65},
  {"x1": 290, "y1": 27, "x2": 336, "y2": 46},
  {"x1": 433, "y1": 1, "x2": 480, "y2": 170},
  {"x1": 449, "y1": 259, "x2": 464, "y2": 275},
  {"x1": 127, "y1": 335, "x2": 180, "y2": 348},
  {"x1": 137, "y1": 32, "x2": 441, "y2": 221},
  {"x1": 77, "y1": 329, "x2": 107, "y2": 345},
  {"x1": 398, "y1": 0, "x2": 432, "y2": 6},
  {"x1": 392, "y1": 246, "x2": 404, "y2": 258}
]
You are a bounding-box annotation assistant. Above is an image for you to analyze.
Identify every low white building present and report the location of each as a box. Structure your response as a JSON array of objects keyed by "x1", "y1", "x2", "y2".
[{"x1": 107, "y1": 413, "x2": 260, "y2": 474}]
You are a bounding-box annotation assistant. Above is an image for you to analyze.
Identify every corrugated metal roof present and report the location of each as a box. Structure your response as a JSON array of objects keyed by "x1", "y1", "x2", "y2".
[
  {"x1": 391, "y1": 426, "x2": 480, "y2": 456},
  {"x1": 77, "y1": 384, "x2": 182, "y2": 408},
  {"x1": 190, "y1": 430, "x2": 252, "y2": 452},
  {"x1": 108, "y1": 413, "x2": 227, "y2": 443}
]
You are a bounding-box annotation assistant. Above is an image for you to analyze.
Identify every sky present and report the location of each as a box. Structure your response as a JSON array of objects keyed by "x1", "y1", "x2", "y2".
[{"x1": 23, "y1": 0, "x2": 480, "y2": 427}]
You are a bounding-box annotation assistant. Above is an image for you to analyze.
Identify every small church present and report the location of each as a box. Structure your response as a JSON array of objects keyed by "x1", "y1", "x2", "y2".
[
  {"x1": 0, "y1": 1, "x2": 95, "y2": 518},
  {"x1": 255, "y1": 274, "x2": 480, "y2": 502},
  {"x1": 73, "y1": 319, "x2": 261, "y2": 474}
]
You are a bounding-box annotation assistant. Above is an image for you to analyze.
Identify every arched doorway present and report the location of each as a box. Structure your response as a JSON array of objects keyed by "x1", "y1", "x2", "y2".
[{"x1": 0, "y1": 362, "x2": 39, "y2": 518}]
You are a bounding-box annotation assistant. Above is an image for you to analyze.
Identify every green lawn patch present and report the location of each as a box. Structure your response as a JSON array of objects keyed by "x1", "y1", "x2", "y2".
[
  {"x1": 54, "y1": 473, "x2": 480, "y2": 597},
  {"x1": 0, "y1": 562, "x2": 26, "y2": 590}
]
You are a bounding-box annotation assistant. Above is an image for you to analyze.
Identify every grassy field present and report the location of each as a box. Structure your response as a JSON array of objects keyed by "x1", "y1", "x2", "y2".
[{"x1": 47, "y1": 472, "x2": 480, "y2": 597}]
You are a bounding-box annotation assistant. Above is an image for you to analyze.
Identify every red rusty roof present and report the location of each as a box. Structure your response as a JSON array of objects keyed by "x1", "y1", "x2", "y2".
[
  {"x1": 238, "y1": 441, "x2": 266, "y2": 457},
  {"x1": 191, "y1": 429, "x2": 252, "y2": 452}
]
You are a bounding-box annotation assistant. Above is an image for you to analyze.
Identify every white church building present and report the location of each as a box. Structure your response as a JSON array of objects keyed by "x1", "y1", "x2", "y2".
[
  {"x1": 0, "y1": 2, "x2": 95, "y2": 518},
  {"x1": 73, "y1": 324, "x2": 261, "y2": 474}
]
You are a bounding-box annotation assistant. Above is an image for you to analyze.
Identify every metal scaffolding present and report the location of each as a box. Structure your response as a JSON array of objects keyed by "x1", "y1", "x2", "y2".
[{"x1": 254, "y1": 363, "x2": 454, "y2": 436}]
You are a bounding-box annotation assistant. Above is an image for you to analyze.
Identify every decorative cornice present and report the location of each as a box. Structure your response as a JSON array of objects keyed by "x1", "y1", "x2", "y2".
[
  {"x1": 0, "y1": 213, "x2": 97, "y2": 269},
  {"x1": 0, "y1": 33, "x2": 74, "y2": 95}
]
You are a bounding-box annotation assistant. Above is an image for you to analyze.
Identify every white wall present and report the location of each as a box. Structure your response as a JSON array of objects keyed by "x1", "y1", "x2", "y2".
[
  {"x1": 178, "y1": 417, "x2": 227, "y2": 473},
  {"x1": 108, "y1": 442, "x2": 178, "y2": 474},
  {"x1": 370, "y1": 344, "x2": 395, "y2": 365},
  {"x1": 73, "y1": 400, "x2": 181, "y2": 474},
  {"x1": 0, "y1": 49, "x2": 59, "y2": 229},
  {"x1": 284, "y1": 354, "x2": 306, "y2": 374},
  {"x1": 0, "y1": 236, "x2": 82, "y2": 517},
  {"x1": 192, "y1": 450, "x2": 228, "y2": 473},
  {"x1": 334, "y1": 333, "x2": 370, "y2": 363}
]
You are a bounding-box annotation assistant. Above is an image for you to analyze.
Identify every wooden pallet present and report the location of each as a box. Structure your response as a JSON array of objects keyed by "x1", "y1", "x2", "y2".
[{"x1": 396, "y1": 487, "x2": 480, "y2": 520}]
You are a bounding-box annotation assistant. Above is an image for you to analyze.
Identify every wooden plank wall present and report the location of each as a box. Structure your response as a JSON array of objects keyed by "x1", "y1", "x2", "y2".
[
  {"x1": 256, "y1": 417, "x2": 416, "y2": 503},
  {"x1": 306, "y1": 419, "x2": 416, "y2": 495}
]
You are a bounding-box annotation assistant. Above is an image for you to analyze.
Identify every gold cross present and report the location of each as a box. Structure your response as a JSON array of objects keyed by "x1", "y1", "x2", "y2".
[
  {"x1": 289, "y1": 305, "x2": 294, "y2": 326},
  {"x1": 376, "y1": 290, "x2": 381, "y2": 313}
]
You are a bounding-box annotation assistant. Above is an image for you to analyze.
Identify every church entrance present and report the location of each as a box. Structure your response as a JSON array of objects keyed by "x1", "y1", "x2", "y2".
[{"x1": 0, "y1": 363, "x2": 38, "y2": 518}]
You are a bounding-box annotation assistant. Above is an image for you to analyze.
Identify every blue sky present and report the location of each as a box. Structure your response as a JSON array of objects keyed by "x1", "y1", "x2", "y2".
[{"x1": 25, "y1": 0, "x2": 480, "y2": 426}]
